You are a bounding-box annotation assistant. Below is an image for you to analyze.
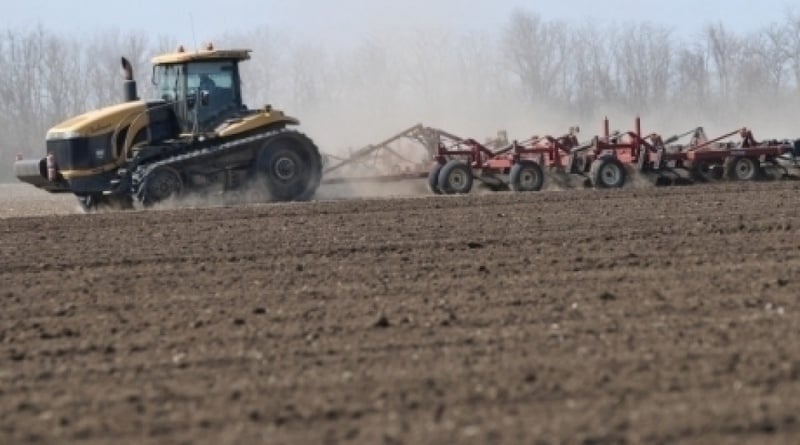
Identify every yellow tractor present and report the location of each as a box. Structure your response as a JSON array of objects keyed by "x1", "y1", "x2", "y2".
[{"x1": 13, "y1": 44, "x2": 322, "y2": 210}]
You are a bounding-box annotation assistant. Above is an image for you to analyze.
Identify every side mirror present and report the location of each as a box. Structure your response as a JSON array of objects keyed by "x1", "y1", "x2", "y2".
[{"x1": 200, "y1": 90, "x2": 210, "y2": 106}]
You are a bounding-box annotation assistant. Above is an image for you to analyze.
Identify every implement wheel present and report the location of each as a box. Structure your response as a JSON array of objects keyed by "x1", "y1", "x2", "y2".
[
  {"x1": 509, "y1": 161, "x2": 544, "y2": 192},
  {"x1": 142, "y1": 166, "x2": 183, "y2": 206},
  {"x1": 428, "y1": 164, "x2": 443, "y2": 195},
  {"x1": 590, "y1": 156, "x2": 626, "y2": 188},
  {"x1": 438, "y1": 160, "x2": 473, "y2": 194},
  {"x1": 725, "y1": 156, "x2": 761, "y2": 181}
]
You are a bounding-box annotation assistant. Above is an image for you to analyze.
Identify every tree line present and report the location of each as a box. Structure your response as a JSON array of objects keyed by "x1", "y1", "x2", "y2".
[{"x1": 2, "y1": 9, "x2": 800, "y2": 181}]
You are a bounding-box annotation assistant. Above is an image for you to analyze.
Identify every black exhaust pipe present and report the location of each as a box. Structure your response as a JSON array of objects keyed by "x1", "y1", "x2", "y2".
[{"x1": 121, "y1": 57, "x2": 138, "y2": 102}]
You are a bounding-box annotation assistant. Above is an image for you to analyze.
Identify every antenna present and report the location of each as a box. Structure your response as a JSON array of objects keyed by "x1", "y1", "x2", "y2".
[{"x1": 189, "y1": 13, "x2": 198, "y2": 52}]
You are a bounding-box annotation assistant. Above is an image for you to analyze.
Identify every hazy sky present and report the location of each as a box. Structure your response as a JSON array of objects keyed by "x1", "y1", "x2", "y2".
[{"x1": 2, "y1": 0, "x2": 797, "y2": 46}]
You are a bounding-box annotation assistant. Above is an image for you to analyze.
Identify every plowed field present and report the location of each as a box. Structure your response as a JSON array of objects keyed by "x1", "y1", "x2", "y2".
[{"x1": 2, "y1": 182, "x2": 800, "y2": 444}]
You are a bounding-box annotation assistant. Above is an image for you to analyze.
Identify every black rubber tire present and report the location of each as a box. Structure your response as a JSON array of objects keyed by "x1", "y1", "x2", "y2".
[
  {"x1": 509, "y1": 161, "x2": 544, "y2": 192},
  {"x1": 428, "y1": 164, "x2": 443, "y2": 195},
  {"x1": 590, "y1": 156, "x2": 626, "y2": 188},
  {"x1": 724, "y1": 156, "x2": 761, "y2": 181},
  {"x1": 437, "y1": 160, "x2": 473, "y2": 194},
  {"x1": 142, "y1": 166, "x2": 183, "y2": 206},
  {"x1": 256, "y1": 132, "x2": 322, "y2": 201}
]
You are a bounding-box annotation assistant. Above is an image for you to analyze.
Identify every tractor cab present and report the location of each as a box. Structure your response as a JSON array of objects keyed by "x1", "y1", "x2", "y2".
[{"x1": 151, "y1": 45, "x2": 250, "y2": 134}]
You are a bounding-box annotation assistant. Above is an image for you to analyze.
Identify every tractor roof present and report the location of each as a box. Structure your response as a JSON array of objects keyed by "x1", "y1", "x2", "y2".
[{"x1": 152, "y1": 48, "x2": 252, "y2": 65}]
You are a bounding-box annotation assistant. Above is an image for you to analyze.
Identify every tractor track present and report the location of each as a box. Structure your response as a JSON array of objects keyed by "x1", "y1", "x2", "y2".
[
  {"x1": 130, "y1": 128, "x2": 290, "y2": 202},
  {"x1": 2, "y1": 181, "x2": 800, "y2": 444}
]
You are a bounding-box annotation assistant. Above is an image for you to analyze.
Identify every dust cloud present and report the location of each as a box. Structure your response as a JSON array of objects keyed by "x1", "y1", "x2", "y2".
[{"x1": 4, "y1": 9, "x2": 800, "y2": 207}]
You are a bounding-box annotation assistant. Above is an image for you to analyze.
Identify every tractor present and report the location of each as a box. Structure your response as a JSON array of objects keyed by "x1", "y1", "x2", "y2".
[{"x1": 14, "y1": 43, "x2": 322, "y2": 210}]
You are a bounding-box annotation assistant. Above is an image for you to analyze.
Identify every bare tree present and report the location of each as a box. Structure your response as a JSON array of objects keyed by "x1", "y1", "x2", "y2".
[
  {"x1": 611, "y1": 24, "x2": 673, "y2": 110},
  {"x1": 672, "y1": 44, "x2": 710, "y2": 107},
  {"x1": 785, "y1": 10, "x2": 800, "y2": 94},
  {"x1": 502, "y1": 9, "x2": 570, "y2": 105},
  {"x1": 566, "y1": 23, "x2": 617, "y2": 117},
  {"x1": 704, "y1": 22, "x2": 739, "y2": 100},
  {"x1": 730, "y1": 28, "x2": 787, "y2": 104}
]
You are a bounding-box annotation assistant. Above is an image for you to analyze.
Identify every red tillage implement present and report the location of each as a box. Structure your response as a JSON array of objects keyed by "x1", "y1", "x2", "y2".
[
  {"x1": 428, "y1": 127, "x2": 583, "y2": 194},
  {"x1": 641, "y1": 126, "x2": 799, "y2": 182},
  {"x1": 321, "y1": 119, "x2": 800, "y2": 195}
]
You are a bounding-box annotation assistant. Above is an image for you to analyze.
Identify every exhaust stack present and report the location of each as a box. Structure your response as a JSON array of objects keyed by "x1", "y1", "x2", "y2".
[{"x1": 121, "y1": 57, "x2": 138, "y2": 102}]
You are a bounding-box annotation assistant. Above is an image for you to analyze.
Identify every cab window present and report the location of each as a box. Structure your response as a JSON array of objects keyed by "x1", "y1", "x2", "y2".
[
  {"x1": 186, "y1": 61, "x2": 237, "y2": 98},
  {"x1": 154, "y1": 64, "x2": 182, "y2": 102},
  {"x1": 186, "y1": 60, "x2": 241, "y2": 129}
]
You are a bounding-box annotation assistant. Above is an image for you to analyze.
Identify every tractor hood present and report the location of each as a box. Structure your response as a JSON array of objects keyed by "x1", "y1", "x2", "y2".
[{"x1": 46, "y1": 101, "x2": 147, "y2": 140}]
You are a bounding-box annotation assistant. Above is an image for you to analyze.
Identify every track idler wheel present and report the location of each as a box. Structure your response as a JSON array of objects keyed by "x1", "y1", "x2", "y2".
[
  {"x1": 724, "y1": 156, "x2": 761, "y2": 181},
  {"x1": 257, "y1": 132, "x2": 322, "y2": 201},
  {"x1": 142, "y1": 166, "x2": 183, "y2": 206},
  {"x1": 437, "y1": 160, "x2": 473, "y2": 194},
  {"x1": 590, "y1": 156, "x2": 626, "y2": 188},
  {"x1": 509, "y1": 161, "x2": 544, "y2": 192}
]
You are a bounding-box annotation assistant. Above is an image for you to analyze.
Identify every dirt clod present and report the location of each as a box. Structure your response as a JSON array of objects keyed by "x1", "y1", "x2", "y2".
[
  {"x1": 599, "y1": 292, "x2": 617, "y2": 301},
  {"x1": 373, "y1": 315, "x2": 391, "y2": 329}
]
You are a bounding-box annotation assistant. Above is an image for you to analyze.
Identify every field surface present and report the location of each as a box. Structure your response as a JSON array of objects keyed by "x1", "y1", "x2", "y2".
[{"x1": 2, "y1": 182, "x2": 800, "y2": 444}]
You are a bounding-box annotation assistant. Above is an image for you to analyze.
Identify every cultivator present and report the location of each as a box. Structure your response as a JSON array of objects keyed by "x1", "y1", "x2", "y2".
[
  {"x1": 321, "y1": 118, "x2": 800, "y2": 194},
  {"x1": 643, "y1": 126, "x2": 800, "y2": 182}
]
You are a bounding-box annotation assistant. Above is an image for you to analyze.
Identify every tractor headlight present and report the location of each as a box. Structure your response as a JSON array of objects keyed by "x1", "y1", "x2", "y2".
[{"x1": 46, "y1": 130, "x2": 82, "y2": 141}]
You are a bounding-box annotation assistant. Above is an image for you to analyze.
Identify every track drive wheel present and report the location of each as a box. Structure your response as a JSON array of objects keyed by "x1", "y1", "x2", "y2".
[
  {"x1": 724, "y1": 156, "x2": 761, "y2": 181},
  {"x1": 428, "y1": 164, "x2": 444, "y2": 195},
  {"x1": 257, "y1": 132, "x2": 322, "y2": 201},
  {"x1": 142, "y1": 166, "x2": 183, "y2": 206},
  {"x1": 437, "y1": 160, "x2": 473, "y2": 194},
  {"x1": 509, "y1": 161, "x2": 544, "y2": 192},
  {"x1": 590, "y1": 156, "x2": 626, "y2": 188}
]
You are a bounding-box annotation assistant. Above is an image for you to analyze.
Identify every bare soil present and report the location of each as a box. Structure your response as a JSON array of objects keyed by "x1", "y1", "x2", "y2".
[{"x1": 2, "y1": 181, "x2": 800, "y2": 444}]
